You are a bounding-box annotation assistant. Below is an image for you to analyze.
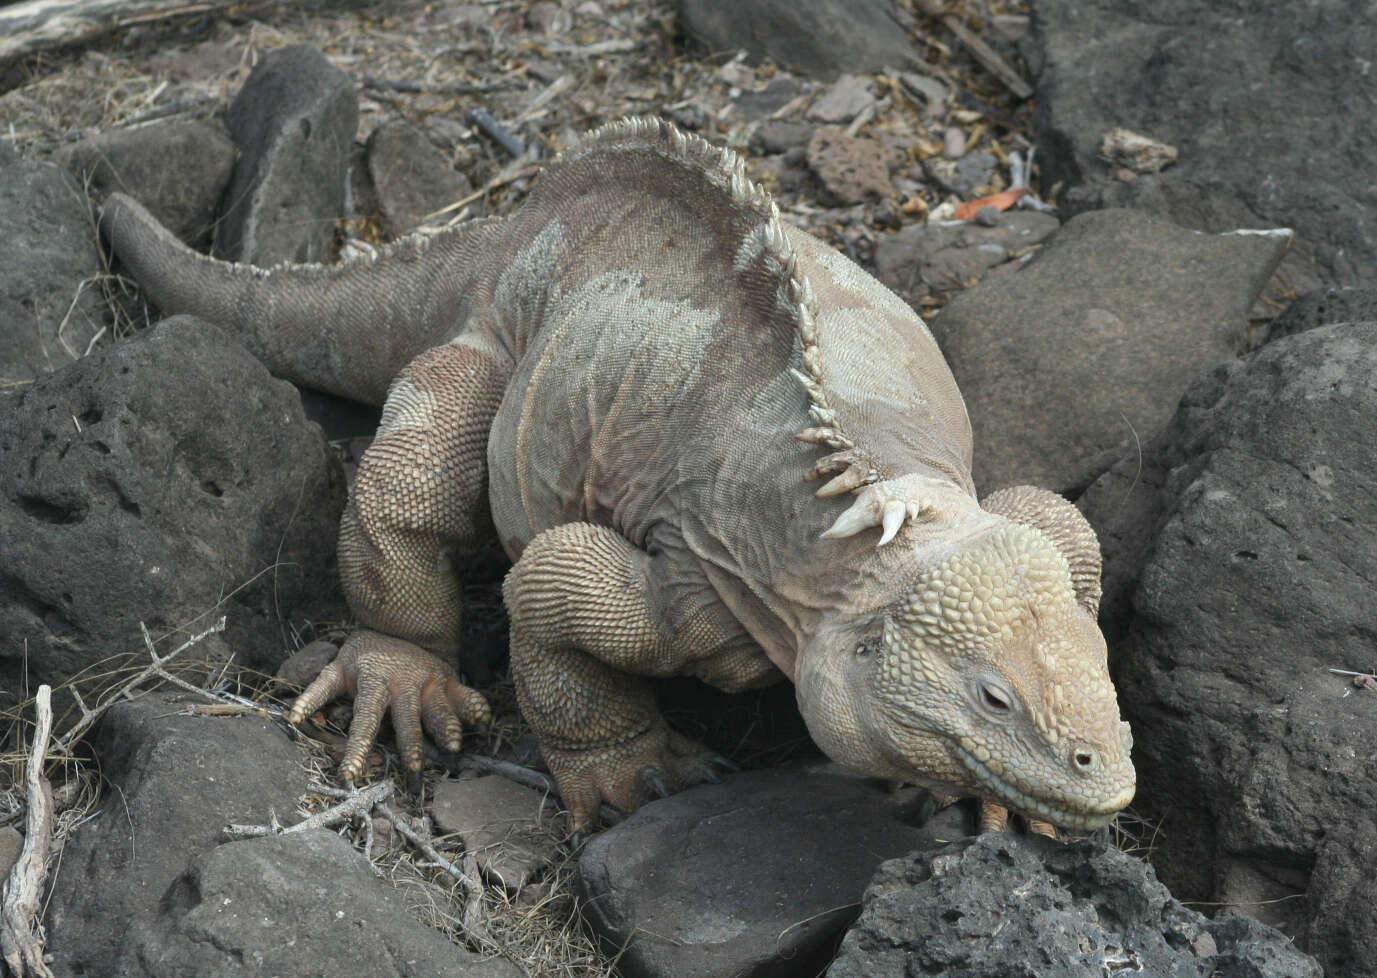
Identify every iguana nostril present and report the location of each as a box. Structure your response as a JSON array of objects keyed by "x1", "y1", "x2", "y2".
[{"x1": 1072, "y1": 746, "x2": 1098, "y2": 773}]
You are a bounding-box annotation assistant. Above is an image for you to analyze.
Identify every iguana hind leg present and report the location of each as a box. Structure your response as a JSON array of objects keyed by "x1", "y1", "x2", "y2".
[
  {"x1": 290, "y1": 341, "x2": 506, "y2": 780},
  {"x1": 503, "y1": 522, "x2": 744, "y2": 831}
]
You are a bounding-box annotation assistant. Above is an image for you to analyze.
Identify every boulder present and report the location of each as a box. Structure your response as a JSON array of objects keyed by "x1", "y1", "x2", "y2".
[
  {"x1": 0, "y1": 316, "x2": 347, "y2": 718},
  {"x1": 366, "y1": 120, "x2": 472, "y2": 238},
  {"x1": 1078, "y1": 323, "x2": 1377, "y2": 977},
  {"x1": 214, "y1": 44, "x2": 358, "y2": 265},
  {"x1": 828, "y1": 834, "x2": 1321, "y2": 978},
  {"x1": 45, "y1": 693, "x2": 310, "y2": 974},
  {"x1": 929, "y1": 209, "x2": 1289, "y2": 494},
  {"x1": 677, "y1": 0, "x2": 921, "y2": 81},
  {"x1": 1029, "y1": 0, "x2": 1377, "y2": 288},
  {"x1": 0, "y1": 159, "x2": 106, "y2": 385},
  {"x1": 58, "y1": 119, "x2": 236, "y2": 249},
  {"x1": 1266, "y1": 285, "x2": 1377, "y2": 343},
  {"x1": 577, "y1": 762, "x2": 961, "y2": 978},
  {"x1": 119, "y1": 830, "x2": 521, "y2": 978}
]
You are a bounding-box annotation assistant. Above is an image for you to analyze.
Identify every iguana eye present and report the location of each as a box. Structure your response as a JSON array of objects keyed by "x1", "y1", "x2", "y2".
[
  {"x1": 982, "y1": 685, "x2": 1010, "y2": 711},
  {"x1": 855, "y1": 638, "x2": 879, "y2": 661},
  {"x1": 971, "y1": 678, "x2": 1017, "y2": 717}
]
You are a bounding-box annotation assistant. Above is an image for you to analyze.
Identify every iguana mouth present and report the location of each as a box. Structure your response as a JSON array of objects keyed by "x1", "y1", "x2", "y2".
[{"x1": 955, "y1": 747, "x2": 1132, "y2": 832}]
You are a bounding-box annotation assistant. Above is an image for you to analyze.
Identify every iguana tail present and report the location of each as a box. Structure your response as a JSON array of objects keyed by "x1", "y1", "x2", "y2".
[{"x1": 100, "y1": 193, "x2": 508, "y2": 406}]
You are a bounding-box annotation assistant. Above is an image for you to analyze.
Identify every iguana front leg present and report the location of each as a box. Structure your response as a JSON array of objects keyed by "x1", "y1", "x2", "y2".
[
  {"x1": 503, "y1": 523, "x2": 750, "y2": 832},
  {"x1": 290, "y1": 341, "x2": 506, "y2": 780}
]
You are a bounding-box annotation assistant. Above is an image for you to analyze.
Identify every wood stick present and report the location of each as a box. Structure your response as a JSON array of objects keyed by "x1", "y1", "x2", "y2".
[
  {"x1": 943, "y1": 14, "x2": 1033, "y2": 100},
  {"x1": 0, "y1": 0, "x2": 272, "y2": 67},
  {"x1": 1, "y1": 685, "x2": 56, "y2": 978}
]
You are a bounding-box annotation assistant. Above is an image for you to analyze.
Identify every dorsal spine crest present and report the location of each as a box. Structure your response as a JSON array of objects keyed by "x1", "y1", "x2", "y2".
[{"x1": 565, "y1": 116, "x2": 852, "y2": 457}]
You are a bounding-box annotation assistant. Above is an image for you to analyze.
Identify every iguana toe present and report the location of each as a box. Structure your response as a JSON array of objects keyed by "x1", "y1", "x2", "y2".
[
  {"x1": 640, "y1": 769, "x2": 671, "y2": 799},
  {"x1": 288, "y1": 629, "x2": 490, "y2": 784},
  {"x1": 978, "y1": 798, "x2": 1058, "y2": 838},
  {"x1": 543, "y1": 722, "x2": 721, "y2": 833}
]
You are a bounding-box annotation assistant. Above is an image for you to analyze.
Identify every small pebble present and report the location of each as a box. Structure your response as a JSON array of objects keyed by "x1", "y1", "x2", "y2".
[
  {"x1": 973, "y1": 205, "x2": 1002, "y2": 227},
  {"x1": 942, "y1": 127, "x2": 966, "y2": 159}
]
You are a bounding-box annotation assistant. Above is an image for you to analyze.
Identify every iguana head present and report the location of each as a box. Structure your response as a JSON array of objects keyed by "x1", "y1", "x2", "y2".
[{"x1": 796, "y1": 522, "x2": 1134, "y2": 831}]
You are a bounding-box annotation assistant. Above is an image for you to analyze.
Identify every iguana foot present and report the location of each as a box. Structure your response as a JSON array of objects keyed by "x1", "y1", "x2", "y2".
[
  {"x1": 288, "y1": 629, "x2": 490, "y2": 782},
  {"x1": 979, "y1": 798, "x2": 1057, "y2": 838},
  {"x1": 542, "y1": 723, "x2": 729, "y2": 833}
]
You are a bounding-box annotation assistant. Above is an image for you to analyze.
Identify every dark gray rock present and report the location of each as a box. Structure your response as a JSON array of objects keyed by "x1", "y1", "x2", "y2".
[
  {"x1": 0, "y1": 159, "x2": 106, "y2": 385},
  {"x1": 732, "y1": 76, "x2": 806, "y2": 120},
  {"x1": 1029, "y1": 0, "x2": 1377, "y2": 287},
  {"x1": 58, "y1": 119, "x2": 235, "y2": 249},
  {"x1": 1078, "y1": 323, "x2": 1377, "y2": 977},
  {"x1": 1266, "y1": 284, "x2": 1377, "y2": 342},
  {"x1": 119, "y1": 830, "x2": 520, "y2": 978},
  {"x1": 874, "y1": 209, "x2": 1059, "y2": 302},
  {"x1": 577, "y1": 762, "x2": 960, "y2": 978},
  {"x1": 275, "y1": 638, "x2": 339, "y2": 690},
  {"x1": 930, "y1": 209, "x2": 1289, "y2": 495},
  {"x1": 677, "y1": 0, "x2": 922, "y2": 81},
  {"x1": 0, "y1": 316, "x2": 347, "y2": 718},
  {"x1": 922, "y1": 150, "x2": 999, "y2": 198},
  {"x1": 806, "y1": 74, "x2": 875, "y2": 124},
  {"x1": 45, "y1": 693, "x2": 309, "y2": 975},
  {"x1": 366, "y1": 120, "x2": 472, "y2": 238},
  {"x1": 828, "y1": 834, "x2": 1322, "y2": 978},
  {"x1": 749, "y1": 119, "x2": 814, "y2": 155},
  {"x1": 214, "y1": 44, "x2": 358, "y2": 265}
]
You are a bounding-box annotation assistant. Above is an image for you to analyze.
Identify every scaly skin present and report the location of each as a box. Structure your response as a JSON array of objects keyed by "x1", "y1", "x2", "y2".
[{"x1": 100, "y1": 117, "x2": 1134, "y2": 834}]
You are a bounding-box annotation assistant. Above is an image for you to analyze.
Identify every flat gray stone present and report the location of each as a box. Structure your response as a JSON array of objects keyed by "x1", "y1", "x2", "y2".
[
  {"x1": 577, "y1": 763, "x2": 959, "y2": 978},
  {"x1": 431, "y1": 775, "x2": 561, "y2": 892},
  {"x1": 45, "y1": 694, "x2": 310, "y2": 976},
  {"x1": 807, "y1": 74, "x2": 875, "y2": 124},
  {"x1": 120, "y1": 830, "x2": 522, "y2": 978},
  {"x1": 930, "y1": 209, "x2": 1289, "y2": 494}
]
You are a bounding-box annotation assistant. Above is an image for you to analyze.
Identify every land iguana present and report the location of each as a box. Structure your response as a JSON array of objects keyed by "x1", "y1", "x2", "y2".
[{"x1": 99, "y1": 117, "x2": 1135, "y2": 833}]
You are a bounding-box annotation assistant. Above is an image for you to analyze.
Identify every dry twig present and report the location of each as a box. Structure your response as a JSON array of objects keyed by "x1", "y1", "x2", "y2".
[
  {"x1": 224, "y1": 780, "x2": 395, "y2": 839},
  {"x1": 1, "y1": 685, "x2": 56, "y2": 978},
  {"x1": 52, "y1": 616, "x2": 227, "y2": 756}
]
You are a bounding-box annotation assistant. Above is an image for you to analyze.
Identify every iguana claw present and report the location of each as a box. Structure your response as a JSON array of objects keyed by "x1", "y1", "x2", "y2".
[{"x1": 288, "y1": 629, "x2": 490, "y2": 782}]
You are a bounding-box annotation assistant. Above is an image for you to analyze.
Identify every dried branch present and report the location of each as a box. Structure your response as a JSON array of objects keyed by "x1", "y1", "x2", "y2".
[
  {"x1": 0, "y1": 0, "x2": 278, "y2": 68},
  {"x1": 376, "y1": 801, "x2": 495, "y2": 951},
  {"x1": 1, "y1": 685, "x2": 56, "y2": 978},
  {"x1": 52, "y1": 616, "x2": 227, "y2": 755},
  {"x1": 224, "y1": 780, "x2": 394, "y2": 838}
]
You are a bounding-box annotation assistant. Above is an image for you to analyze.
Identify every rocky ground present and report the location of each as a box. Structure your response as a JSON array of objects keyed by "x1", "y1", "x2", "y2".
[{"x1": 1, "y1": 0, "x2": 1373, "y2": 976}]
